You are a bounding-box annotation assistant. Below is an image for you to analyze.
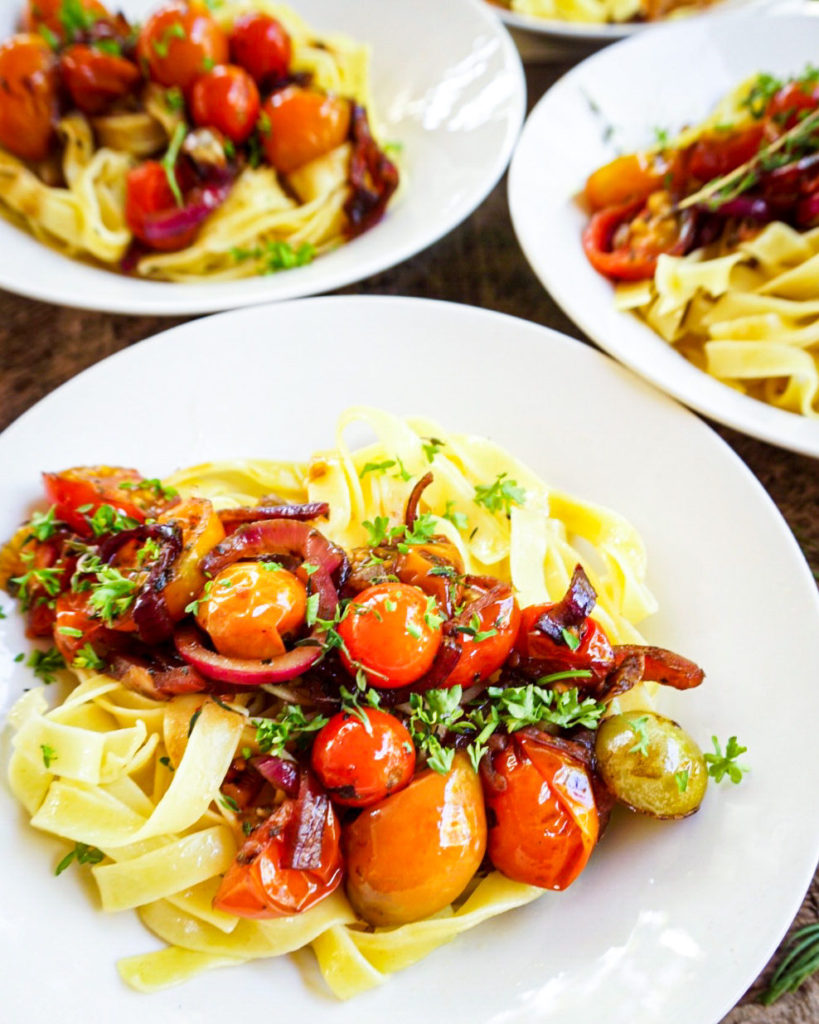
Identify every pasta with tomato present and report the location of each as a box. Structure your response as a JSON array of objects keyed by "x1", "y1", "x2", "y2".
[
  {"x1": 3, "y1": 408, "x2": 711, "y2": 999},
  {"x1": 0, "y1": 0, "x2": 398, "y2": 281}
]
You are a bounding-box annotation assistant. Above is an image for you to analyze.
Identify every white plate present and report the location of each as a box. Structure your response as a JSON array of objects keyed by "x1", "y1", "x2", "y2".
[
  {"x1": 508, "y1": 8, "x2": 819, "y2": 456},
  {"x1": 0, "y1": 0, "x2": 524, "y2": 315},
  {"x1": 1, "y1": 296, "x2": 818, "y2": 1023},
  {"x1": 489, "y1": 0, "x2": 766, "y2": 43}
]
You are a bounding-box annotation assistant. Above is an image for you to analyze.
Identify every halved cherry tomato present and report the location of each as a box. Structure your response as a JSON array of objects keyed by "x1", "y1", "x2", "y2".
[
  {"x1": 53, "y1": 591, "x2": 106, "y2": 661},
  {"x1": 214, "y1": 790, "x2": 342, "y2": 918},
  {"x1": 125, "y1": 161, "x2": 200, "y2": 251},
  {"x1": 195, "y1": 561, "x2": 306, "y2": 660},
  {"x1": 443, "y1": 585, "x2": 520, "y2": 689},
  {"x1": 582, "y1": 198, "x2": 671, "y2": 283},
  {"x1": 59, "y1": 44, "x2": 140, "y2": 115},
  {"x1": 190, "y1": 64, "x2": 260, "y2": 143},
  {"x1": 23, "y1": 0, "x2": 109, "y2": 41},
  {"x1": 136, "y1": 2, "x2": 228, "y2": 92},
  {"x1": 515, "y1": 604, "x2": 613, "y2": 679},
  {"x1": 337, "y1": 581, "x2": 442, "y2": 688},
  {"x1": 483, "y1": 731, "x2": 598, "y2": 890},
  {"x1": 394, "y1": 539, "x2": 464, "y2": 615},
  {"x1": 42, "y1": 466, "x2": 157, "y2": 535},
  {"x1": 687, "y1": 124, "x2": 764, "y2": 183},
  {"x1": 311, "y1": 709, "x2": 415, "y2": 807},
  {"x1": 260, "y1": 85, "x2": 351, "y2": 174},
  {"x1": 156, "y1": 497, "x2": 225, "y2": 621},
  {"x1": 0, "y1": 35, "x2": 57, "y2": 162},
  {"x1": 229, "y1": 12, "x2": 291, "y2": 86},
  {"x1": 584, "y1": 153, "x2": 666, "y2": 213}
]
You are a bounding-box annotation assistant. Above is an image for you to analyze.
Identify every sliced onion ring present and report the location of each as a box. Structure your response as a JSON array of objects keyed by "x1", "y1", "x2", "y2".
[{"x1": 174, "y1": 622, "x2": 322, "y2": 686}]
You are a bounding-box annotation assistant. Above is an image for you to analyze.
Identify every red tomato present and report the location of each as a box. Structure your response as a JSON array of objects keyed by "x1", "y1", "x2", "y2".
[
  {"x1": 195, "y1": 561, "x2": 306, "y2": 660},
  {"x1": 584, "y1": 153, "x2": 665, "y2": 213},
  {"x1": 766, "y1": 81, "x2": 819, "y2": 129},
  {"x1": 311, "y1": 709, "x2": 415, "y2": 807},
  {"x1": 136, "y1": 2, "x2": 228, "y2": 92},
  {"x1": 687, "y1": 124, "x2": 764, "y2": 183},
  {"x1": 42, "y1": 466, "x2": 156, "y2": 535},
  {"x1": 260, "y1": 85, "x2": 351, "y2": 174},
  {"x1": 443, "y1": 586, "x2": 520, "y2": 689},
  {"x1": 125, "y1": 161, "x2": 201, "y2": 252},
  {"x1": 190, "y1": 64, "x2": 260, "y2": 143},
  {"x1": 515, "y1": 604, "x2": 614, "y2": 680},
  {"x1": 60, "y1": 44, "x2": 141, "y2": 115},
  {"x1": 229, "y1": 12, "x2": 291, "y2": 86},
  {"x1": 23, "y1": 0, "x2": 109, "y2": 41},
  {"x1": 337, "y1": 582, "x2": 442, "y2": 688},
  {"x1": 53, "y1": 591, "x2": 106, "y2": 661},
  {"x1": 483, "y1": 732, "x2": 598, "y2": 890},
  {"x1": 213, "y1": 793, "x2": 343, "y2": 918},
  {"x1": 0, "y1": 34, "x2": 57, "y2": 162},
  {"x1": 582, "y1": 199, "x2": 668, "y2": 283}
]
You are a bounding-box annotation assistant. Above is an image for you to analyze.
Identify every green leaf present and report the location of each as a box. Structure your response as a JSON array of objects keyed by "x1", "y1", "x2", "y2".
[
  {"x1": 474, "y1": 473, "x2": 526, "y2": 516},
  {"x1": 704, "y1": 735, "x2": 748, "y2": 784}
]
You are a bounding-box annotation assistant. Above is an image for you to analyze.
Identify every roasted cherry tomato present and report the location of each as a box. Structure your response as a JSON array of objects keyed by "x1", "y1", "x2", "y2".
[
  {"x1": 155, "y1": 497, "x2": 225, "y2": 620},
  {"x1": 260, "y1": 85, "x2": 351, "y2": 174},
  {"x1": 0, "y1": 34, "x2": 57, "y2": 162},
  {"x1": 124, "y1": 161, "x2": 199, "y2": 251},
  {"x1": 195, "y1": 560, "x2": 306, "y2": 660},
  {"x1": 60, "y1": 44, "x2": 141, "y2": 116},
  {"x1": 687, "y1": 124, "x2": 765, "y2": 183},
  {"x1": 515, "y1": 604, "x2": 614, "y2": 679},
  {"x1": 337, "y1": 581, "x2": 442, "y2": 688},
  {"x1": 311, "y1": 708, "x2": 415, "y2": 807},
  {"x1": 394, "y1": 539, "x2": 464, "y2": 615},
  {"x1": 53, "y1": 591, "x2": 106, "y2": 661},
  {"x1": 190, "y1": 64, "x2": 260, "y2": 144},
  {"x1": 214, "y1": 787, "x2": 343, "y2": 918},
  {"x1": 136, "y1": 1, "x2": 228, "y2": 92},
  {"x1": 483, "y1": 731, "x2": 598, "y2": 891},
  {"x1": 344, "y1": 754, "x2": 486, "y2": 926},
  {"x1": 229, "y1": 12, "x2": 291, "y2": 86},
  {"x1": 443, "y1": 585, "x2": 520, "y2": 689},
  {"x1": 766, "y1": 81, "x2": 819, "y2": 128},
  {"x1": 23, "y1": 0, "x2": 109, "y2": 41},
  {"x1": 584, "y1": 153, "x2": 666, "y2": 213},
  {"x1": 42, "y1": 466, "x2": 161, "y2": 535},
  {"x1": 582, "y1": 197, "x2": 686, "y2": 283}
]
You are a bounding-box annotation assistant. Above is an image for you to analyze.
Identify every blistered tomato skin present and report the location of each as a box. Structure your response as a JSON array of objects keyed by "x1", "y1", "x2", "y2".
[
  {"x1": 229, "y1": 12, "x2": 291, "y2": 86},
  {"x1": 195, "y1": 561, "x2": 306, "y2": 660},
  {"x1": 0, "y1": 35, "x2": 57, "y2": 162},
  {"x1": 336, "y1": 581, "x2": 442, "y2": 688},
  {"x1": 484, "y1": 733, "x2": 598, "y2": 891},
  {"x1": 344, "y1": 754, "x2": 486, "y2": 926},
  {"x1": 311, "y1": 709, "x2": 415, "y2": 807},
  {"x1": 136, "y1": 2, "x2": 229, "y2": 92},
  {"x1": 515, "y1": 605, "x2": 614, "y2": 679},
  {"x1": 444, "y1": 588, "x2": 521, "y2": 689}
]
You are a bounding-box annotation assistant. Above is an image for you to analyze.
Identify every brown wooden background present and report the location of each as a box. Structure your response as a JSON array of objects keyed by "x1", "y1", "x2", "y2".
[{"x1": 0, "y1": 48, "x2": 816, "y2": 1024}]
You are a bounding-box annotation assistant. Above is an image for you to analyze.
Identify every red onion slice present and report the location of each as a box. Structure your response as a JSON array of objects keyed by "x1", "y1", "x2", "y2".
[
  {"x1": 218, "y1": 502, "x2": 329, "y2": 534},
  {"x1": 285, "y1": 771, "x2": 331, "y2": 871},
  {"x1": 251, "y1": 754, "x2": 300, "y2": 797},
  {"x1": 404, "y1": 472, "x2": 433, "y2": 529},
  {"x1": 174, "y1": 622, "x2": 322, "y2": 686},
  {"x1": 534, "y1": 564, "x2": 596, "y2": 642}
]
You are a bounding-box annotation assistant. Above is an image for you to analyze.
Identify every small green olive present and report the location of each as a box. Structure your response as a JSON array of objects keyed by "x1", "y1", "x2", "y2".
[{"x1": 595, "y1": 711, "x2": 707, "y2": 819}]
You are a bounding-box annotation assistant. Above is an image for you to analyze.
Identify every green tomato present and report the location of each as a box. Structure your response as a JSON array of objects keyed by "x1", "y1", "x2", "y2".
[{"x1": 595, "y1": 711, "x2": 707, "y2": 819}]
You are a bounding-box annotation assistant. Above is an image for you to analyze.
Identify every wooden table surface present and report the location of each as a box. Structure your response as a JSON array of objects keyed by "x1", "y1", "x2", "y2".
[{"x1": 0, "y1": 48, "x2": 817, "y2": 1024}]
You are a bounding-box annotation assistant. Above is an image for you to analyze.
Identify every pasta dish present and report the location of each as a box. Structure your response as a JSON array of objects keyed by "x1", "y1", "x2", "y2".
[
  {"x1": 0, "y1": 0, "x2": 398, "y2": 281},
  {"x1": 3, "y1": 408, "x2": 720, "y2": 998},
  {"x1": 581, "y1": 67, "x2": 819, "y2": 418},
  {"x1": 497, "y1": 0, "x2": 722, "y2": 27}
]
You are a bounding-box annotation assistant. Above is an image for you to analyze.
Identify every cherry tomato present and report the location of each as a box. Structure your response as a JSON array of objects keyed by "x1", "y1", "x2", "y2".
[
  {"x1": 60, "y1": 44, "x2": 141, "y2": 116},
  {"x1": 582, "y1": 198, "x2": 674, "y2": 283},
  {"x1": 260, "y1": 85, "x2": 351, "y2": 174},
  {"x1": 687, "y1": 124, "x2": 764, "y2": 183},
  {"x1": 337, "y1": 581, "x2": 442, "y2": 688},
  {"x1": 23, "y1": 0, "x2": 109, "y2": 41},
  {"x1": 311, "y1": 709, "x2": 415, "y2": 807},
  {"x1": 584, "y1": 153, "x2": 666, "y2": 213},
  {"x1": 214, "y1": 789, "x2": 343, "y2": 918},
  {"x1": 229, "y1": 12, "x2": 291, "y2": 86},
  {"x1": 515, "y1": 604, "x2": 614, "y2": 680},
  {"x1": 766, "y1": 82, "x2": 818, "y2": 128},
  {"x1": 394, "y1": 539, "x2": 464, "y2": 615},
  {"x1": 344, "y1": 754, "x2": 486, "y2": 926},
  {"x1": 195, "y1": 561, "x2": 306, "y2": 660},
  {"x1": 0, "y1": 34, "x2": 57, "y2": 162},
  {"x1": 155, "y1": 497, "x2": 225, "y2": 620},
  {"x1": 443, "y1": 585, "x2": 520, "y2": 689},
  {"x1": 190, "y1": 64, "x2": 260, "y2": 144},
  {"x1": 483, "y1": 732, "x2": 598, "y2": 890},
  {"x1": 136, "y1": 2, "x2": 228, "y2": 92},
  {"x1": 53, "y1": 591, "x2": 105, "y2": 661},
  {"x1": 125, "y1": 160, "x2": 200, "y2": 251},
  {"x1": 42, "y1": 466, "x2": 157, "y2": 535}
]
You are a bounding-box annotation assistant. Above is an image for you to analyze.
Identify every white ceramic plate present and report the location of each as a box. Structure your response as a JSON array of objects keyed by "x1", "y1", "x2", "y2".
[
  {"x1": 488, "y1": 0, "x2": 765, "y2": 43},
  {"x1": 0, "y1": 0, "x2": 524, "y2": 315},
  {"x1": 509, "y1": 8, "x2": 819, "y2": 456},
  {"x1": 2, "y1": 296, "x2": 818, "y2": 1023}
]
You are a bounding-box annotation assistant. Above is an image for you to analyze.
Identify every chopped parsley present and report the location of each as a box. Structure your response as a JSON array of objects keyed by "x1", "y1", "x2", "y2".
[
  {"x1": 10, "y1": 555, "x2": 63, "y2": 611},
  {"x1": 474, "y1": 473, "x2": 526, "y2": 517},
  {"x1": 162, "y1": 122, "x2": 187, "y2": 208},
  {"x1": 230, "y1": 240, "x2": 315, "y2": 275},
  {"x1": 72, "y1": 643, "x2": 105, "y2": 671},
  {"x1": 704, "y1": 735, "x2": 748, "y2": 784},
  {"x1": 253, "y1": 704, "x2": 328, "y2": 756},
  {"x1": 27, "y1": 647, "x2": 66, "y2": 685},
  {"x1": 152, "y1": 21, "x2": 186, "y2": 59},
  {"x1": 40, "y1": 744, "x2": 57, "y2": 769},
  {"x1": 442, "y1": 501, "x2": 468, "y2": 530},
  {"x1": 25, "y1": 506, "x2": 60, "y2": 542},
  {"x1": 55, "y1": 842, "x2": 104, "y2": 876},
  {"x1": 626, "y1": 715, "x2": 650, "y2": 757}
]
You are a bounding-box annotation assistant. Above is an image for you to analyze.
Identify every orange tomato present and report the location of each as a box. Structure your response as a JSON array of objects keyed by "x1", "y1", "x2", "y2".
[
  {"x1": 136, "y1": 1, "x2": 228, "y2": 92},
  {"x1": 0, "y1": 34, "x2": 57, "y2": 162},
  {"x1": 515, "y1": 604, "x2": 613, "y2": 679},
  {"x1": 156, "y1": 497, "x2": 225, "y2": 621},
  {"x1": 584, "y1": 153, "x2": 665, "y2": 212},
  {"x1": 260, "y1": 85, "x2": 351, "y2": 174},
  {"x1": 190, "y1": 64, "x2": 260, "y2": 143},
  {"x1": 23, "y1": 0, "x2": 109, "y2": 41},
  {"x1": 344, "y1": 754, "x2": 486, "y2": 926},
  {"x1": 53, "y1": 591, "x2": 106, "y2": 661},
  {"x1": 483, "y1": 732, "x2": 598, "y2": 891},
  {"x1": 59, "y1": 44, "x2": 140, "y2": 115},
  {"x1": 311, "y1": 708, "x2": 415, "y2": 807},
  {"x1": 195, "y1": 561, "x2": 306, "y2": 659},
  {"x1": 337, "y1": 581, "x2": 442, "y2": 687}
]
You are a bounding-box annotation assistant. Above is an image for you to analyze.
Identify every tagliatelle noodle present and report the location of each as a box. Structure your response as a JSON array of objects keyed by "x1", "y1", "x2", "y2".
[
  {"x1": 508, "y1": 0, "x2": 714, "y2": 24},
  {"x1": 7, "y1": 408, "x2": 662, "y2": 999}
]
